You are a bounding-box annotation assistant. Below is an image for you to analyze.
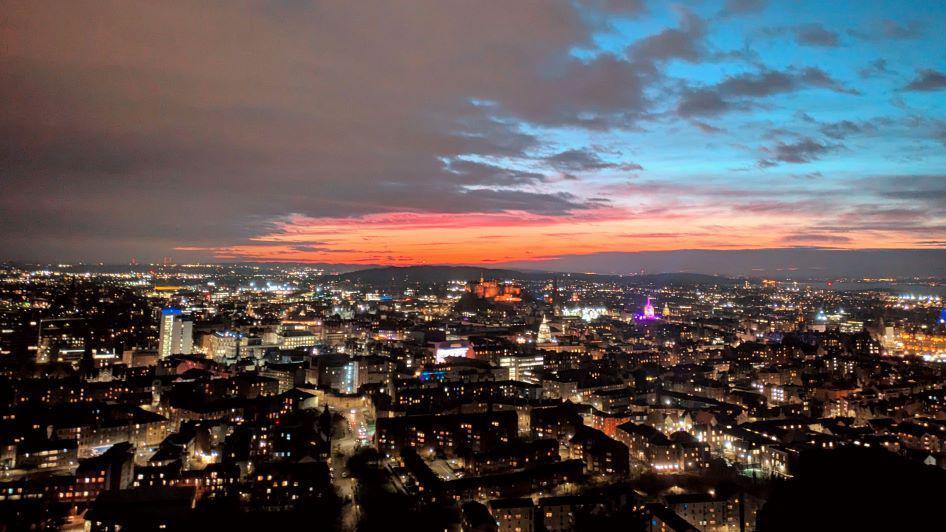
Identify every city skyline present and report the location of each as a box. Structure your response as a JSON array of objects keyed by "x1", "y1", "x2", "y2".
[
  {"x1": 3, "y1": 1, "x2": 946, "y2": 268},
  {"x1": 5, "y1": 3, "x2": 946, "y2": 528}
]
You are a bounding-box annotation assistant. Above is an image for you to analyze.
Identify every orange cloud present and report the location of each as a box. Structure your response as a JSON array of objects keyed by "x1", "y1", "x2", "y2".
[{"x1": 176, "y1": 203, "x2": 939, "y2": 265}]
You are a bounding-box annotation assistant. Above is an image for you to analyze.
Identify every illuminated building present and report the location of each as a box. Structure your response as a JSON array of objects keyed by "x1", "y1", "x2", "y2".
[
  {"x1": 569, "y1": 426, "x2": 630, "y2": 477},
  {"x1": 74, "y1": 409, "x2": 170, "y2": 457},
  {"x1": 538, "y1": 496, "x2": 599, "y2": 532},
  {"x1": 891, "y1": 329, "x2": 946, "y2": 361},
  {"x1": 279, "y1": 330, "x2": 318, "y2": 349},
  {"x1": 247, "y1": 462, "x2": 333, "y2": 512},
  {"x1": 563, "y1": 307, "x2": 607, "y2": 321},
  {"x1": 432, "y1": 340, "x2": 474, "y2": 363},
  {"x1": 614, "y1": 422, "x2": 692, "y2": 472},
  {"x1": 158, "y1": 308, "x2": 193, "y2": 359},
  {"x1": 15, "y1": 440, "x2": 78, "y2": 471},
  {"x1": 489, "y1": 498, "x2": 535, "y2": 532},
  {"x1": 537, "y1": 315, "x2": 553, "y2": 344},
  {"x1": 467, "y1": 439, "x2": 559, "y2": 475},
  {"x1": 498, "y1": 353, "x2": 544, "y2": 383},
  {"x1": 838, "y1": 320, "x2": 865, "y2": 334},
  {"x1": 262, "y1": 329, "x2": 318, "y2": 349},
  {"x1": 375, "y1": 411, "x2": 518, "y2": 455},
  {"x1": 470, "y1": 336, "x2": 514, "y2": 362},
  {"x1": 666, "y1": 492, "x2": 762, "y2": 532},
  {"x1": 467, "y1": 277, "x2": 523, "y2": 302},
  {"x1": 544, "y1": 278, "x2": 562, "y2": 316},
  {"x1": 206, "y1": 331, "x2": 262, "y2": 362},
  {"x1": 73, "y1": 442, "x2": 135, "y2": 501},
  {"x1": 312, "y1": 354, "x2": 359, "y2": 394},
  {"x1": 634, "y1": 297, "x2": 659, "y2": 322}
]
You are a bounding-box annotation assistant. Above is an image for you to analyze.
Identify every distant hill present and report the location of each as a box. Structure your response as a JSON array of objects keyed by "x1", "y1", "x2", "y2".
[
  {"x1": 632, "y1": 272, "x2": 739, "y2": 286},
  {"x1": 496, "y1": 248, "x2": 946, "y2": 278},
  {"x1": 337, "y1": 265, "x2": 523, "y2": 285},
  {"x1": 336, "y1": 265, "x2": 736, "y2": 286}
]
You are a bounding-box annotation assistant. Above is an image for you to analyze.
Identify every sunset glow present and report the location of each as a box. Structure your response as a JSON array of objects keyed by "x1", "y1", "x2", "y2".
[{"x1": 183, "y1": 198, "x2": 943, "y2": 265}]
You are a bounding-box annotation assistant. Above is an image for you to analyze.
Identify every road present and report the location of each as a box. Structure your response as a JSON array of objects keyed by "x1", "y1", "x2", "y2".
[{"x1": 332, "y1": 408, "x2": 371, "y2": 531}]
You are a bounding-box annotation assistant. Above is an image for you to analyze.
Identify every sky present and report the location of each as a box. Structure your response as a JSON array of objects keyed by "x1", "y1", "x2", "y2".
[{"x1": 2, "y1": 0, "x2": 946, "y2": 269}]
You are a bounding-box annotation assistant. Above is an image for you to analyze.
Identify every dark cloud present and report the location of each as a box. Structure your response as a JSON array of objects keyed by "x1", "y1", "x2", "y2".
[
  {"x1": 796, "y1": 68, "x2": 860, "y2": 94},
  {"x1": 578, "y1": 0, "x2": 648, "y2": 15},
  {"x1": 761, "y1": 24, "x2": 840, "y2": 47},
  {"x1": 451, "y1": 189, "x2": 604, "y2": 215},
  {"x1": 900, "y1": 116, "x2": 946, "y2": 147},
  {"x1": 813, "y1": 217, "x2": 946, "y2": 237},
  {"x1": 677, "y1": 90, "x2": 732, "y2": 117},
  {"x1": 781, "y1": 233, "x2": 852, "y2": 244},
  {"x1": 445, "y1": 160, "x2": 546, "y2": 187},
  {"x1": 450, "y1": 115, "x2": 540, "y2": 157},
  {"x1": 290, "y1": 244, "x2": 356, "y2": 254},
  {"x1": 502, "y1": 55, "x2": 648, "y2": 128},
  {"x1": 718, "y1": 67, "x2": 854, "y2": 97},
  {"x1": 547, "y1": 149, "x2": 610, "y2": 170},
  {"x1": 823, "y1": 177, "x2": 946, "y2": 235},
  {"x1": 690, "y1": 120, "x2": 725, "y2": 134},
  {"x1": 871, "y1": 175, "x2": 946, "y2": 204},
  {"x1": 739, "y1": 200, "x2": 828, "y2": 215},
  {"x1": 0, "y1": 0, "x2": 642, "y2": 261},
  {"x1": 819, "y1": 119, "x2": 885, "y2": 139},
  {"x1": 677, "y1": 67, "x2": 855, "y2": 117},
  {"x1": 793, "y1": 24, "x2": 841, "y2": 47},
  {"x1": 717, "y1": 70, "x2": 797, "y2": 96},
  {"x1": 876, "y1": 19, "x2": 924, "y2": 39},
  {"x1": 795, "y1": 111, "x2": 818, "y2": 123},
  {"x1": 719, "y1": 0, "x2": 767, "y2": 16},
  {"x1": 849, "y1": 19, "x2": 923, "y2": 41},
  {"x1": 628, "y1": 9, "x2": 706, "y2": 63},
  {"x1": 935, "y1": 123, "x2": 946, "y2": 147},
  {"x1": 904, "y1": 69, "x2": 946, "y2": 91},
  {"x1": 859, "y1": 58, "x2": 893, "y2": 79},
  {"x1": 793, "y1": 171, "x2": 824, "y2": 179},
  {"x1": 545, "y1": 149, "x2": 642, "y2": 172},
  {"x1": 760, "y1": 137, "x2": 838, "y2": 165}
]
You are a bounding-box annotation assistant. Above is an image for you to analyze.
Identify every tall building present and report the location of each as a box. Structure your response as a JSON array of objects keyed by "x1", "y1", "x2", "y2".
[
  {"x1": 537, "y1": 315, "x2": 553, "y2": 344},
  {"x1": 158, "y1": 308, "x2": 192, "y2": 359}
]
